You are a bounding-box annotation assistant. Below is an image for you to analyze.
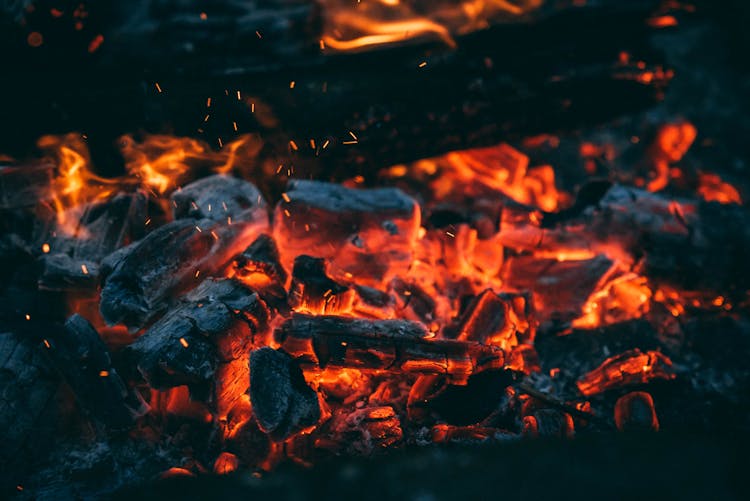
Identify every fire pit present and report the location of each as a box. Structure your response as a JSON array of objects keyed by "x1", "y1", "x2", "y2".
[{"x1": 1, "y1": 1, "x2": 748, "y2": 499}]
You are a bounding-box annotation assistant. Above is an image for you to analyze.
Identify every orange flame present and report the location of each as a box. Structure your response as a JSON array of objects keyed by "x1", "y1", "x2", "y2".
[{"x1": 320, "y1": 0, "x2": 544, "y2": 53}]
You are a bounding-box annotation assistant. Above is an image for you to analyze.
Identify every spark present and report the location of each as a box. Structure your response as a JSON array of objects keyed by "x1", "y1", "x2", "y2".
[
  {"x1": 99, "y1": 370, "x2": 109, "y2": 377},
  {"x1": 42, "y1": 243, "x2": 50, "y2": 253},
  {"x1": 81, "y1": 264, "x2": 89, "y2": 274},
  {"x1": 155, "y1": 82, "x2": 162, "y2": 93},
  {"x1": 180, "y1": 337, "x2": 190, "y2": 348}
]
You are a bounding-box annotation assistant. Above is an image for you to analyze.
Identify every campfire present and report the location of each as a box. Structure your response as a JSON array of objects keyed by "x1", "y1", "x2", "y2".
[{"x1": 1, "y1": 0, "x2": 749, "y2": 498}]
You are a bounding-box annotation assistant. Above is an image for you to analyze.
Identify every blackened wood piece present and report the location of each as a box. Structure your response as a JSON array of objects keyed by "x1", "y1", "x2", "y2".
[
  {"x1": 273, "y1": 180, "x2": 419, "y2": 280},
  {"x1": 249, "y1": 347, "x2": 321, "y2": 441},
  {"x1": 577, "y1": 349, "x2": 676, "y2": 397},
  {"x1": 43, "y1": 314, "x2": 148, "y2": 427},
  {"x1": 0, "y1": 331, "x2": 60, "y2": 485},
  {"x1": 453, "y1": 289, "x2": 516, "y2": 349},
  {"x1": 38, "y1": 253, "x2": 99, "y2": 291},
  {"x1": 126, "y1": 278, "x2": 268, "y2": 390},
  {"x1": 171, "y1": 174, "x2": 268, "y2": 223},
  {"x1": 614, "y1": 391, "x2": 659, "y2": 432},
  {"x1": 232, "y1": 233, "x2": 288, "y2": 310},
  {"x1": 275, "y1": 314, "x2": 505, "y2": 383},
  {"x1": 522, "y1": 409, "x2": 575, "y2": 438},
  {"x1": 289, "y1": 255, "x2": 353, "y2": 314},
  {"x1": 100, "y1": 214, "x2": 267, "y2": 328},
  {"x1": 324, "y1": 406, "x2": 403, "y2": 455},
  {"x1": 501, "y1": 254, "x2": 617, "y2": 322}
]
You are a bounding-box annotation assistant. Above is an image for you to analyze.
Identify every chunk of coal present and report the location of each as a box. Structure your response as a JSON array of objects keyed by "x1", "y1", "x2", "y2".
[
  {"x1": 324, "y1": 406, "x2": 403, "y2": 455},
  {"x1": 125, "y1": 279, "x2": 268, "y2": 395},
  {"x1": 502, "y1": 254, "x2": 618, "y2": 323},
  {"x1": 273, "y1": 180, "x2": 420, "y2": 283},
  {"x1": 38, "y1": 253, "x2": 99, "y2": 291},
  {"x1": 275, "y1": 314, "x2": 506, "y2": 384},
  {"x1": 431, "y1": 424, "x2": 516, "y2": 444},
  {"x1": 232, "y1": 233, "x2": 287, "y2": 307},
  {"x1": 390, "y1": 277, "x2": 437, "y2": 324},
  {"x1": 249, "y1": 347, "x2": 321, "y2": 441},
  {"x1": 171, "y1": 174, "x2": 268, "y2": 223},
  {"x1": 577, "y1": 349, "x2": 676, "y2": 396},
  {"x1": 100, "y1": 212, "x2": 267, "y2": 328},
  {"x1": 522, "y1": 409, "x2": 575, "y2": 438},
  {"x1": 289, "y1": 255, "x2": 354, "y2": 314},
  {"x1": 615, "y1": 391, "x2": 660, "y2": 432},
  {"x1": 453, "y1": 289, "x2": 517, "y2": 350},
  {"x1": 43, "y1": 314, "x2": 148, "y2": 427},
  {"x1": 352, "y1": 285, "x2": 396, "y2": 318}
]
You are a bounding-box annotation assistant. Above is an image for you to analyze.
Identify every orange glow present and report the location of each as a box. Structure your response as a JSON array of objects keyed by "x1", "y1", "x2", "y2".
[
  {"x1": 572, "y1": 274, "x2": 652, "y2": 329},
  {"x1": 320, "y1": 0, "x2": 544, "y2": 53},
  {"x1": 697, "y1": 173, "x2": 742, "y2": 204}
]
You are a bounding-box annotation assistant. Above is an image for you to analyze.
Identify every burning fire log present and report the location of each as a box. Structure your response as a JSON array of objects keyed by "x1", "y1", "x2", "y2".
[
  {"x1": 249, "y1": 347, "x2": 322, "y2": 441},
  {"x1": 231, "y1": 233, "x2": 288, "y2": 310},
  {"x1": 275, "y1": 314, "x2": 506, "y2": 384},
  {"x1": 100, "y1": 176, "x2": 269, "y2": 328},
  {"x1": 273, "y1": 180, "x2": 420, "y2": 283},
  {"x1": 125, "y1": 278, "x2": 269, "y2": 406},
  {"x1": 289, "y1": 255, "x2": 355, "y2": 315},
  {"x1": 576, "y1": 349, "x2": 676, "y2": 397}
]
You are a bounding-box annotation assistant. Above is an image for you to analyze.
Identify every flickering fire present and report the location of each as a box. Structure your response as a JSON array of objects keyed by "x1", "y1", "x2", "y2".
[
  {"x1": 7, "y1": 114, "x2": 745, "y2": 478},
  {"x1": 320, "y1": 0, "x2": 545, "y2": 52}
]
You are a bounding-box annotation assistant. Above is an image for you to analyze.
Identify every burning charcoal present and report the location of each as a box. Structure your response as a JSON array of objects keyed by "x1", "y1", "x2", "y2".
[
  {"x1": 390, "y1": 278, "x2": 437, "y2": 324},
  {"x1": 502, "y1": 254, "x2": 618, "y2": 323},
  {"x1": 577, "y1": 349, "x2": 676, "y2": 397},
  {"x1": 276, "y1": 314, "x2": 506, "y2": 384},
  {"x1": 232, "y1": 233, "x2": 288, "y2": 308},
  {"x1": 126, "y1": 279, "x2": 268, "y2": 402},
  {"x1": 213, "y1": 452, "x2": 239, "y2": 475},
  {"x1": 431, "y1": 424, "x2": 516, "y2": 444},
  {"x1": 249, "y1": 347, "x2": 321, "y2": 441},
  {"x1": 453, "y1": 289, "x2": 517, "y2": 349},
  {"x1": 614, "y1": 391, "x2": 660, "y2": 432},
  {"x1": 273, "y1": 180, "x2": 420, "y2": 283},
  {"x1": 38, "y1": 253, "x2": 99, "y2": 291},
  {"x1": 522, "y1": 409, "x2": 575, "y2": 438},
  {"x1": 43, "y1": 314, "x2": 148, "y2": 427},
  {"x1": 325, "y1": 406, "x2": 402, "y2": 455},
  {"x1": 289, "y1": 255, "x2": 355, "y2": 314},
  {"x1": 100, "y1": 212, "x2": 268, "y2": 328},
  {"x1": 171, "y1": 174, "x2": 268, "y2": 223},
  {"x1": 352, "y1": 284, "x2": 396, "y2": 319}
]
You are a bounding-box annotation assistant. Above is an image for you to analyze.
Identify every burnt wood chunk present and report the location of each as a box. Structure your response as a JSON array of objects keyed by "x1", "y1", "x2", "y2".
[
  {"x1": 289, "y1": 255, "x2": 354, "y2": 315},
  {"x1": 502, "y1": 254, "x2": 617, "y2": 322},
  {"x1": 577, "y1": 349, "x2": 676, "y2": 397},
  {"x1": 275, "y1": 314, "x2": 505, "y2": 383},
  {"x1": 325, "y1": 406, "x2": 403, "y2": 455},
  {"x1": 38, "y1": 253, "x2": 99, "y2": 291},
  {"x1": 232, "y1": 233, "x2": 288, "y2": 305},
  {"x1": 615, "y1": 391, "x2": 660, "y2": 432},
  {"x1": 249, "y1": 347, "x2": 321, "y2": 441},
  {"x1": 44, "y1": 314, "x2": 148, "y2": 427},
  {"x1": 522, "y1": 409, "x2": 575, "y2": 439},
  {"x1": 273, "y1": 180, "x2": 420, "y2": 282},
  {"x1": 126, "y1": 279, "x2": 269, "y2": 394},
  {"x1": 454, "y1": 290, "x2": 517, "y2": 350},
  {"x1": 171, "y1": 174, "x2": 268, "y2": 223},
  {"x1": 100, "y1": 212, "x2": 267, "y2": 328}
]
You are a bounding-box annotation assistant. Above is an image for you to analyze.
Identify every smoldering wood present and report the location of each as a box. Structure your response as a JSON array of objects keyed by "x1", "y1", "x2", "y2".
[
  {"x1": 125, "y1": 278, "x2": 268, "y2": 393},
  {"x1": 38, "y1": 253, "x2": 99, "y2": 291},
  {"x1": 43, "y1": 314, "x2": 148, "y2": 427},
  {"x1": 614, "y1": 391, "x2": 659, "y2": 432},
  {"x1": 275, "y1": 314, "x2": 506, "y2": 383},
  {"x1": 170, "y1": 174, "x2": 268, "y2": 223},
  {"x1": 450, "y1": 289, "x2": 517, "y2": 348},
  {"x1": 502, "y1": 254, "x2": 617, "y2": 323},
  {"x1": 390, "y1": 278, "x2": 437, "y2": 324},
  {"x1": 352, "y1": 284, "x2": 396, "y2": 319},
  {"x1": 231, "y1": 233, "x2": 288, "y2": 310},
  {"x1": 322, "y1": 406, "x2": 403, "y2": 455},
  {"x1": 249, "y1": 347, "x2": 321, "y2": 441},
  {"x1": 500, "y1": 184, "x2": 750, "y2": 297},
  {"x1": 273, "y1": 180, "x2": 419, "y2": 281},
  {"x1": 100, "y1": 215, "x2": 267, "y2": 328},
  {"x1": 522, "y1": 408, "x2": 575, "y2": 438},
  {"x1": 289, "y1": 255, "x2": 354, "y2": 314},
  {"x1": 576, "y1": 349, "x2": 676, "y2": 397},
  {"x1": 431, "y1": 424, "x2": 517, "y2": 444}
]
